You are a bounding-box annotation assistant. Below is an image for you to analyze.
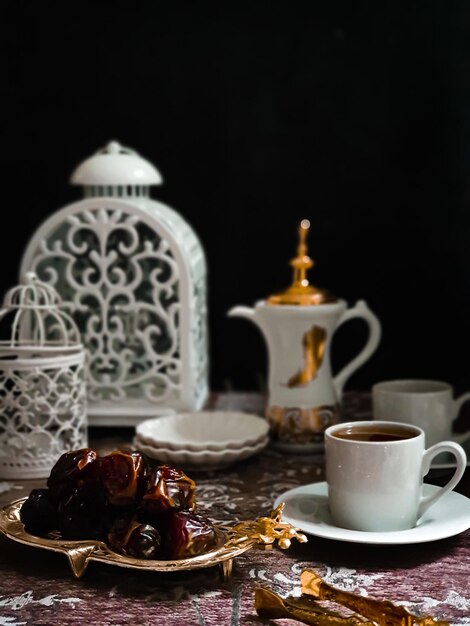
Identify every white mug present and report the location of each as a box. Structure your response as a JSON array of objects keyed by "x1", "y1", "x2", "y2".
[
  {"x1": 372, "y1": 380, "x2": 470, "y2": 447},
  {"x1": 325, "y1": 420, "x2": 467, "y2": 532}
]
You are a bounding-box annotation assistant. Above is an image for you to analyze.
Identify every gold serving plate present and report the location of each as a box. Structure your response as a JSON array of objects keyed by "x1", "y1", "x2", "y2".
[{"x1": 0, "y1": 499, "x2": 306, "y2": 581}]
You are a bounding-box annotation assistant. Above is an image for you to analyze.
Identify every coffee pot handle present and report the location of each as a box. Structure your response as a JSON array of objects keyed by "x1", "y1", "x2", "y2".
[{"x1": 333, "y1": 300, "x2": 382, "y2": 399}]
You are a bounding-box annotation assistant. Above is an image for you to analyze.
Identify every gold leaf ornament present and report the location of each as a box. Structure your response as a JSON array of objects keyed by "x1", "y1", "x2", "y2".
[{"x1": 231, "y1": 503, "x2": 308, "y2": 549}]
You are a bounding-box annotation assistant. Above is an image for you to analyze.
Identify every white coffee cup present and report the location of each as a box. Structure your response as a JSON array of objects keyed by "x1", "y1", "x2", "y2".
[
  {"x1": 325, "y1": 420, "x2": 467, "y2": 532},
  {"x1": 372, "y1": 380, "x2": 470, "y2": 447}
]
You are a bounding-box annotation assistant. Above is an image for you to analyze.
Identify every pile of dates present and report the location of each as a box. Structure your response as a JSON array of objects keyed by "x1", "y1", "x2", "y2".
[{"x1": 20, "y1": 449, "x2": 218, "y2": 560}]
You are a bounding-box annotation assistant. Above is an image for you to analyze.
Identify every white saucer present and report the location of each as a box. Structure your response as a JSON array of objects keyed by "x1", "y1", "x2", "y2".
[{"x1": 274, "y1": 482, "x2": 470, "y2": 544}]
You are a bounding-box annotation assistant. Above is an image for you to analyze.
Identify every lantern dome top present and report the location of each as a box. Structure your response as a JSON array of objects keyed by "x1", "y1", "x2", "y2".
[{"x1": 70, "y1": 141, "x2": 163, "y2": 187}]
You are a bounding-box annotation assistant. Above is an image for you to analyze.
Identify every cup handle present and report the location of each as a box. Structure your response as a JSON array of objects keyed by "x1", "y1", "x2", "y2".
[
  {"x1": 452, "y1": 392, "x2": 470, "y2": 444},
  {"x1": 417, "y1": 441, "x2": 467, "y2": 519},
  {"x1": 333, "y1": 300, "x2": 382, "y2": 398}
]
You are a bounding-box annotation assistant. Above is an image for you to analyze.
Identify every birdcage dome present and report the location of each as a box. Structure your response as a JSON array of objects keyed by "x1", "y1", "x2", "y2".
[{"x1": 0, "y1": 273, "x2": 81, "y2": 353}]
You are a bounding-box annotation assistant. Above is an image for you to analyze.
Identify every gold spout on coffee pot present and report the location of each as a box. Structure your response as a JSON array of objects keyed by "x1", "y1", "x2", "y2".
[{"x1": 267, "y1": 219, "x2": 337, "y2": 305}]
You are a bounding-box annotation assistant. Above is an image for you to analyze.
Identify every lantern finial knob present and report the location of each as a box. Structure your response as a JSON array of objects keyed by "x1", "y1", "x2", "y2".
[{"x1": 105, "y1": 141, "x2": 123, "y2": 154}]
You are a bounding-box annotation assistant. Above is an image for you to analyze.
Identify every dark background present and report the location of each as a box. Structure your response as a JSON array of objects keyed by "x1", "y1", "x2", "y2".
[{"x1": 1, "y1": 1, "x2": 470, "y2": 394}]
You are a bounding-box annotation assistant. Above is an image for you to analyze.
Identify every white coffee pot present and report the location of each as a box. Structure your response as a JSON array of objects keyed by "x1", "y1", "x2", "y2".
[{"x1": 228, "y1": 220, "x2": 381, "y2": 452}]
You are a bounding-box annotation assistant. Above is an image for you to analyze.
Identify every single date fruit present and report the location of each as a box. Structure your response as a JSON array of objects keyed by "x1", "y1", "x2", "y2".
[
  {"x1": 20, "y1": 489, "x2": 59, "y2": 536},
  {"x1": 162, "y1": 510, "x2": 218, "y2": 559},
  {"x1": 100, "y1": 451, "x2": 144, "y2": 506},
  {"x1": 59, "y1": 483, "x2": 110, "y2": 540},
  {"x1": 141, "y1": 465, "x2": 196, "y2": 516},
  {"x1": 47, "y1": 448, "x2": 98, "y2": 503},
  {"x1": 108, "y1": 518, "x2": 161, "y2": 559}
]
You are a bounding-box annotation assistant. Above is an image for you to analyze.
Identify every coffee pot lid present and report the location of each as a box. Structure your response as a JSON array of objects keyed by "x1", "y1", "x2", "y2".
[{"x1": 266, "y1": 219, "x2": 337, "y2": 306}]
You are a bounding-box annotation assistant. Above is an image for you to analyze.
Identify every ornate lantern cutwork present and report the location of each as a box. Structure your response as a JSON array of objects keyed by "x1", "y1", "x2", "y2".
[
  {"x1": 21, "y1": 141, "x2": 208, "y2": 426},
  {"x1": 0, "y1": 273, "x2": 87, "y2": 479}
]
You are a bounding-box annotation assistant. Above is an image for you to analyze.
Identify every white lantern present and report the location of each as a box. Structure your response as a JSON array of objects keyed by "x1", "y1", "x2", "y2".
[
  {"x1": 0, "y1": 273, "x2": 87, "y2": 479},
  {"x1": 21, "y1": 142, "x2": 208, "y2": 426}
]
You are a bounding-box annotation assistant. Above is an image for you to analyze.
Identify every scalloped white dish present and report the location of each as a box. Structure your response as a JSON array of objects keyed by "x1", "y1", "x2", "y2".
[
  {"x1": 134, "y1": 436, "x2": 269, "y2": 469},
  {"x1": 135, "y1": 412, "x2": 269, "y2": 451}
]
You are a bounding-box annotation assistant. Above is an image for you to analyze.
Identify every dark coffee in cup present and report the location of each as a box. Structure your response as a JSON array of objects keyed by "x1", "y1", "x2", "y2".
[{"x1": 333, "y1": 424, "x2": 418, "y2": 442}]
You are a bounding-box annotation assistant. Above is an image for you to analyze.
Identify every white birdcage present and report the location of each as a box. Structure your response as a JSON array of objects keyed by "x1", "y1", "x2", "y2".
[
  {"x1": 21, "y1": 141, "x2": 208, "y2": 426},
  {"x1": 0, "y1": 273, "x2": 87, "y2": 479}
]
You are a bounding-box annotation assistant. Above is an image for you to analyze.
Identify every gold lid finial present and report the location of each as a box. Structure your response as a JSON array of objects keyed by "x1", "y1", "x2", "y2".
[{"x1": 267, "y1": 220, "x2": 336, "y2": 306}]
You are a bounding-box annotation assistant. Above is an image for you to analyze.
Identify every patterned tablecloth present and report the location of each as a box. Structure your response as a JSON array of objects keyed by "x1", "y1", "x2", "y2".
[{"x1": 0, "y1": 392, "x2": 469, "y2": 626}]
